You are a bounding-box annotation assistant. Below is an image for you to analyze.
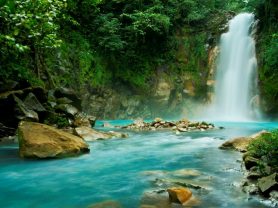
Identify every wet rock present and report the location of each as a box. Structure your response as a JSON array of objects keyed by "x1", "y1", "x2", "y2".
[
  {"x1": 242, "y1": 183, "x2": 259, "y2": 195},
  {"x1": 0, "y1": 123, "x2": 16, "y2": 138},
  {"x1": 219, "y1": 130, "x2": 270, "y2": 152},
  {"x1": 171, "y1": 169, "x2": 201, "y2": 177},
  {"x1": 88, "y1": 200, "x2": 122, "y2": 208},
  {"x1": 102, "y1": 122, "x2": 113, "y2": 128},
  {"x1": 247, "y1": 170, "x2": 263, "y2": 180},
  {"x1": 54, "y1": 87, "x2": 81, "y2": 110},
  {"x1": 167, "y1": 187, "x2": 192, "y2": 204},
  {"x1": 244, "y1": 156, "x2": 260, "y2": 170},
  {"x1": 18, "y1": 121, "x2": 89, "y2": 159},
  {"x1": 14, "y1": 95, "x2": 39, "y2": 122},
  {"x1": 73, "y1": 113, "x2": 96, "y2": 128},
  {"x1": 258, "y1": 173, "x2": 278, "y2": 193},
  {"x1": 140, "y1": 191, "x2": 170, "y2": 208},
  {"x1": 55, "y1": 104, "x2": 79, "y2": 118},
  {"x1": 23, "y1": 92, "x2": 46, "y2": 113},
  {"x1": 56, "y1": 97, "x2": 73, "y2": 105},
  {"x1": 270, "y1": 190, "x2": 278, "y2": 206},
  {"x1": 121, "y1": 118, "x2": 214, "y2": 132},
  {"x1": 74, "y1": 127, "x2": 128, "y2": 141},
  {"x1": 0, "y1": 136, "x2": 17, "y2": 145}
]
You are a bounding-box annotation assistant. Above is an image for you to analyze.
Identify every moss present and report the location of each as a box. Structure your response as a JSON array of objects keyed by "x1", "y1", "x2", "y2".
[{"x1": 247, "y1": 130, "x2": 278, "y2": 174}]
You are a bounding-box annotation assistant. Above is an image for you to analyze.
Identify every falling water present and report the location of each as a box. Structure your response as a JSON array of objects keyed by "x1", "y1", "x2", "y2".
[{"x1": 210, "y1": 13, "x2": 260, "y2": 121}]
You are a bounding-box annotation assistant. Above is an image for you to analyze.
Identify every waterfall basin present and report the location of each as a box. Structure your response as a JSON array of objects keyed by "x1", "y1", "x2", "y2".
[{"x1": 0, "y1": 121, "x2": 277, "y2": 208}]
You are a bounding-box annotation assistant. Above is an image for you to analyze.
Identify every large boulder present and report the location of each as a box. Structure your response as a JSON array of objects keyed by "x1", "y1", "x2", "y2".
[
  {"x1": 219, "y1": 130, "x2": 270, "y2": 152},
  {"x1": 18, "y1": 121, "x2": 89, "y2": 159}
]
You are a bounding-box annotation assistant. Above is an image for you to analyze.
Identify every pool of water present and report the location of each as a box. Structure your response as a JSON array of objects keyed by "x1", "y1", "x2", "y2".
[{"x1": 0, "y1": 121, "x2": 277, "y2": 208}]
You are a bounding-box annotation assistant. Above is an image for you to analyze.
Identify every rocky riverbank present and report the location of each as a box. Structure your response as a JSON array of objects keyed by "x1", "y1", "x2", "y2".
[{"x1": 220, "y1": 131, "x2": 278, "y2": 206}]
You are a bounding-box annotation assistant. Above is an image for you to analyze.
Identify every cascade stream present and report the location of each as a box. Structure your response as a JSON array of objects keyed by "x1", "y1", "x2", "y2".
[{"x1": 210, "y1": 13, "x2": 259, "y2": 121}]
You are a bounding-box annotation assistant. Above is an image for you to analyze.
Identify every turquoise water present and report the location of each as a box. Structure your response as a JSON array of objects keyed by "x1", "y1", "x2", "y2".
[{"x1": 0, "y1": 121, "x2": 277, "y2": 208}]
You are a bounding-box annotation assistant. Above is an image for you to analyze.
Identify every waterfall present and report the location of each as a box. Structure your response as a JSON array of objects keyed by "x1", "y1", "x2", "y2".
[{"x1": 209, "y1": 13, "x2": 260, "y2": 121}]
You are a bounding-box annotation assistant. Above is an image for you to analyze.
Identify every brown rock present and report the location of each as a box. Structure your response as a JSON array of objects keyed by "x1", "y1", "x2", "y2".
[
  {"x1": 18, "y1": 121, "x2": 89, "y2": 158},
  {"x1": 167, "y1": 187, "x2": 192, "y2": 204},
  {"x1": 219, "y1": 130, "x2": 270, "y2": 152}
]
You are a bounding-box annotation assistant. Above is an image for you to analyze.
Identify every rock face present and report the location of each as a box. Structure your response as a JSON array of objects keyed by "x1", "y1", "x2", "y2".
[
  {"x1": 18, "y1": 121, "x2": 89, "y2": 158},
  {"x1": 167, "y1": 187, "x2": 192, "y2": 204},
  {"x1": 219, "y1": 130, "x2": 270, "y2": 152}
]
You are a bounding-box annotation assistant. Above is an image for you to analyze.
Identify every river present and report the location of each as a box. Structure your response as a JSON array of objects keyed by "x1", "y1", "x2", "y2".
[{"x1": 0, "y1": 121, "x2": 277, "y2": 208}]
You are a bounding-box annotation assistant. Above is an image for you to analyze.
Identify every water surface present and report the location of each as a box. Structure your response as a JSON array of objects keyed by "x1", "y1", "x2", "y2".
[{"x1": 0, "y1": 121, "x2": 277, "y2": 208}]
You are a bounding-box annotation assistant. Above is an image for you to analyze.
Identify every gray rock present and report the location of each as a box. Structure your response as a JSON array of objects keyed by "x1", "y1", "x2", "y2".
[
  {"x1": 242, "y1": 183, "x2": 259, "y2": 195},
  {"x1": 55, "y1": 104, "x2": 79, "y2": 118},
  {"x1": 247, "y1": 170, "x2": 262, "y2": 180},
  {"x1": 244, "y1": 156, "x2": 259, "y2": 170},
  {"x1": 54, "y1": 87, "x2": 81, "y2": 110},
  {"x1": 24, "y1": 92, "x2": 46, "y2": 112},
  {"x1": 14, "y1": 95, "x2": 39, "y2": 122},
  {"x1": 74, "y1": 126, "x2": 128, "y2": 141},
  {"x1": 258, "y1": 173, "x2": 277, "y2": 193}
]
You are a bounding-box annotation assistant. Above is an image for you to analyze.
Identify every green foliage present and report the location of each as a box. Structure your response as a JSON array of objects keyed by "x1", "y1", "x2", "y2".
[
  {"x1": 44, "y1": 114, "x2": 69, "y2": 128},
  {"x1": 248, "y1": 130, "x2": 278, "y2": 172},
  {"x1": 249, "y1": 0, "x2": 278, "y2": 112},
  {"x1": 0, "y1": 0, "x2": 67, "y2": 84}
]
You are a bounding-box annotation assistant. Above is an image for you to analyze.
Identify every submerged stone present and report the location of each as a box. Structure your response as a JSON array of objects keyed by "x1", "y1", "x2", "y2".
[
  {"x1": 88, "y1": 200, "x2": 122, "y2": 208},
  {"x1": 74, "y1": 126, "x2": 128, "y2": 141}
]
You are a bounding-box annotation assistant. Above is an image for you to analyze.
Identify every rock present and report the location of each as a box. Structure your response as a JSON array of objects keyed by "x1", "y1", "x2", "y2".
[
  {"x1": 103, "y1": 122, "x2": 113, "y2": 128},
  {"x1": 140, "y1": 191, "x2": 170, "y2": 208},
  {"x1": 219, "y1": 130, "x2": 270, "y2": 152},
  {"x1": 108, "y1": 131, "x2": 128, "y2": 138},
  {"x1": 244, "y1": 156, "x2": 260, "y2": 170},
  {"x1": 242, "y1": 183, "x2": 259, "y2": 195},
  {"x1": 73, "y1": 113, "x2": 96, "y2": 128},
  {"x1": 141, "y1": 189, "x2": 200, "y2": 208},
  {"x1": 74, "y1": 127, "x2": 128, "y2": 141},
  {"x1": 54, "y1": 87, "x2": 81, "y2": 110},
  {"x1": 167, "y1": 187, "x2": 192, "y2": 204},
  {"x1": 23, "y1": 93, "x2": 46, "y2": 113},
  {"x1": 258, "y1": 173, "x2": 278, "y2": 193},
  {"x1": 270, "y1": 191, "x2": 278, "y2": 207},
  {"x1": 270, "y1": 190, "x2": 278, "y2": 200},
  {"x1": 247, "y1": 170, "x2": 262, "y2": 180},
  {"x1": 172, "y1": 169, "x2": 201, "y2": 177},
  {"x1": 18, "y1": 121, "x2": 89, "y2": 158},
  {"x1": 56, "y1": 97, "x2": 73, "y2": 105},
  {"x1": 154, "y1": 118, "x2": 163, "y2": 123},
  {"x1": 55, "y1": 104, "x2": 79, "y2": 118},
  {"x1": 0, "y1": 123, "x2": 16, "y2": 138},
  {"x1": 88, "y1": 200, "x2": 122, "y2": 208},
  {"x1": 14, "y1": 95, "x2": 39, "y2": 122}
]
